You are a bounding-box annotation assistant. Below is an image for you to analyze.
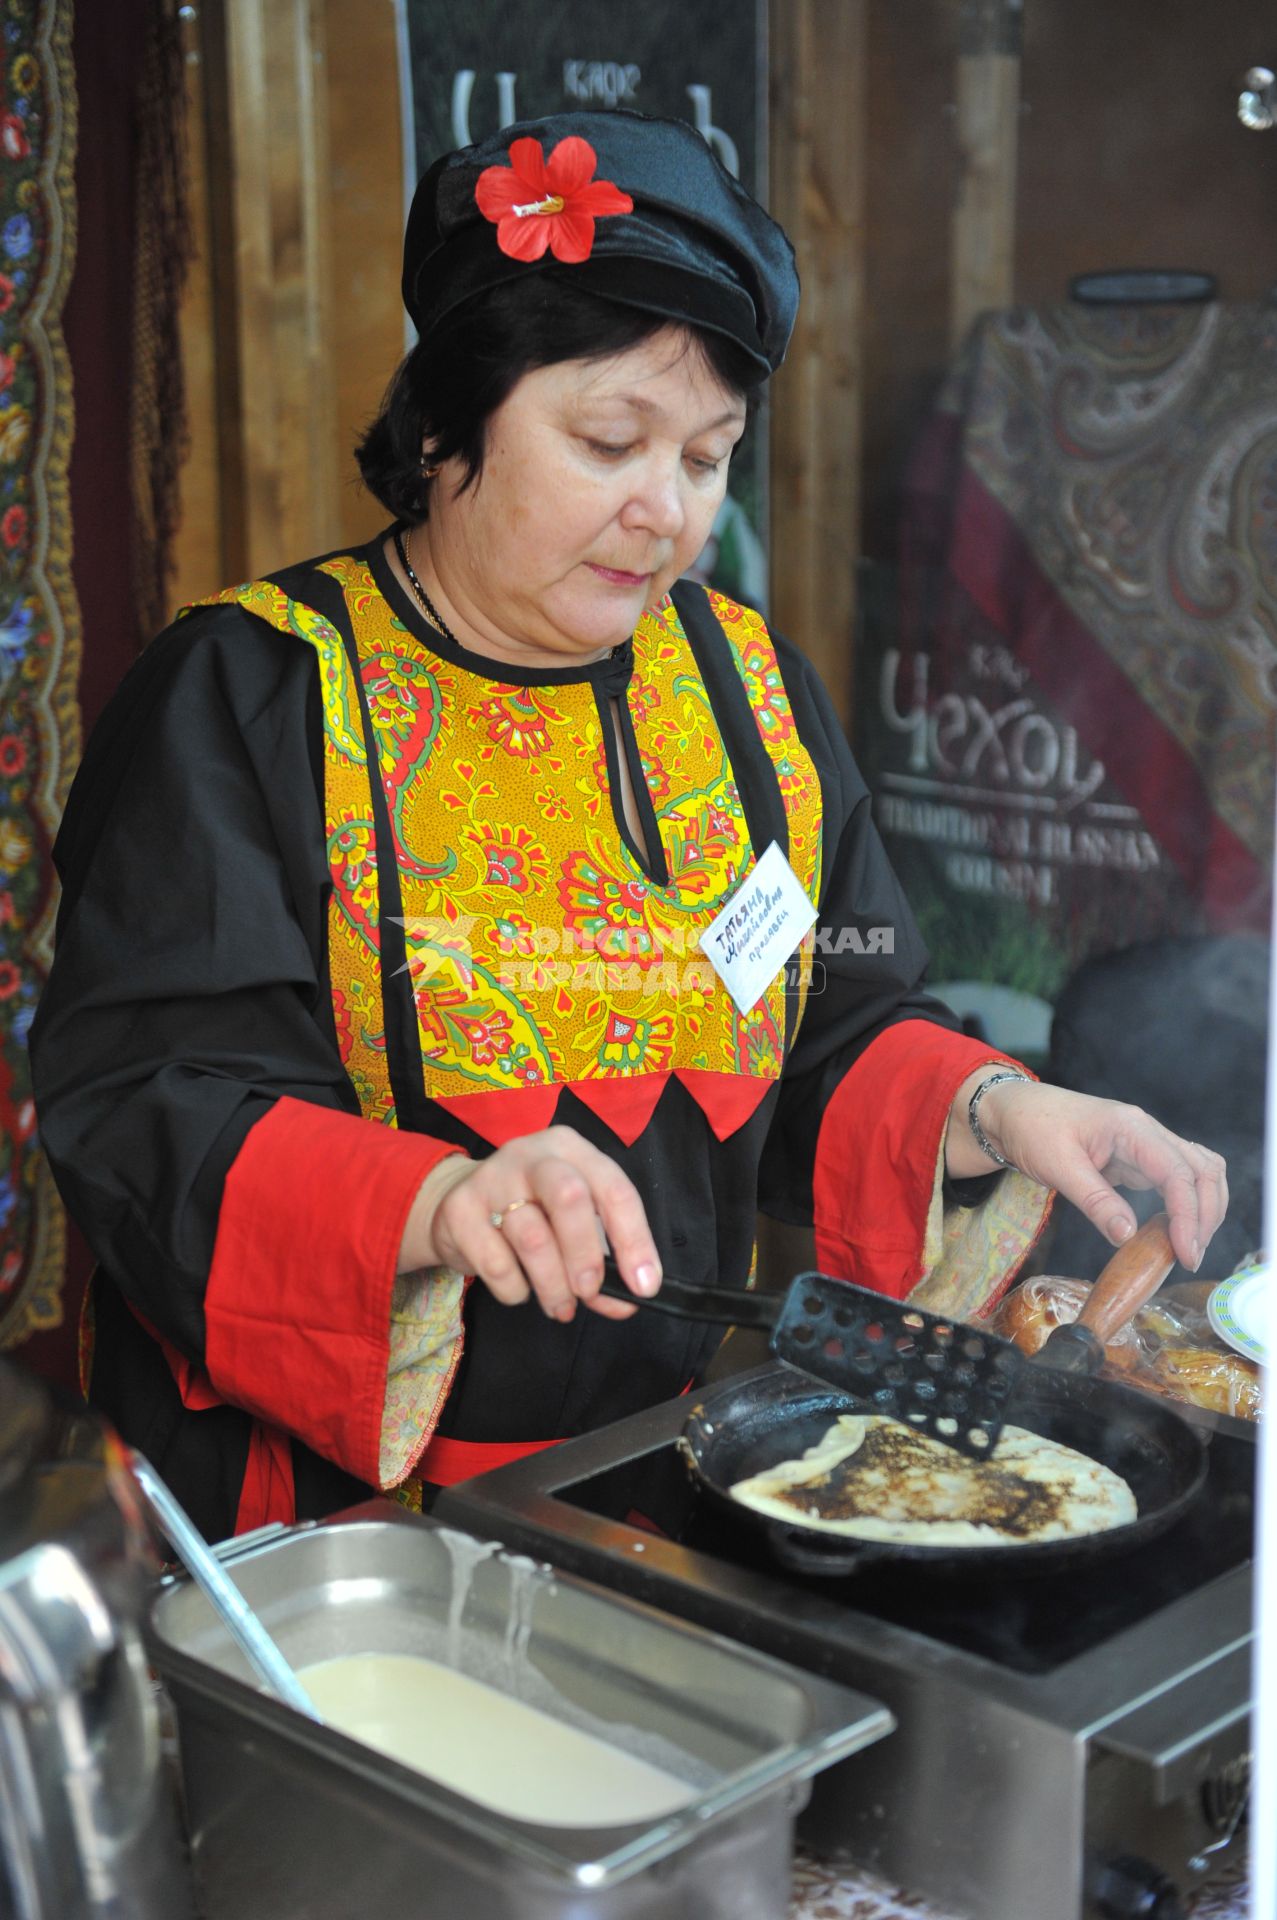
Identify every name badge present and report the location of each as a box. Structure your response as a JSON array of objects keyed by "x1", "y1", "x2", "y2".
[{"x1": 699, "y1": 841, "x2": 818, "y2": 1015}]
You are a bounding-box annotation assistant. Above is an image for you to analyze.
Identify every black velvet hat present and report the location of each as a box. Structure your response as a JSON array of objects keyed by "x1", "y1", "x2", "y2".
[{"x1": 402, "y1": 110, "x2": 798, "y2": 374}]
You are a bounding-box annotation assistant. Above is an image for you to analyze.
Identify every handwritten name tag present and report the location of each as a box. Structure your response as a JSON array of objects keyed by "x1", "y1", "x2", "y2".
[{"x1": 699, "y1": 841, "x2": 817, "y2": 1015}]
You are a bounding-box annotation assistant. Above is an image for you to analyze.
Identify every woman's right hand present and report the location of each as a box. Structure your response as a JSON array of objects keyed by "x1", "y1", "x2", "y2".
[{"x1": 397, "y1": 1126, "x2": 661, "y2": 1322}]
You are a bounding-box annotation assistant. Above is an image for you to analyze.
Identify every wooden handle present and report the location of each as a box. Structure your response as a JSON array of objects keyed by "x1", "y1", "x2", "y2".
[{"x1": 1075, "y1": 1212, "x2": 1176, "y2": 1346}]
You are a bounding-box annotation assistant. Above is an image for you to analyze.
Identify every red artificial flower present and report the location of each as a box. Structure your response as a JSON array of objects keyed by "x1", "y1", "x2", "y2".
[
  {"x1": 0, "y1": 961, "x2": 20, "y2": 1000},
  {"x1": 1, "y1": 505, "x2": 26, "y2": 549},
  {"x1": 475, "y1": 135, "x2": 632, "y2": 266},
  {"x1": 0, "y1": 278, "x2": 14, "y2": 316},
  {"x1": 1, "y1": 116, "x2": 28, "y2": 162},
  {"x1": 0, "y1": 736, "x2": 25, "y2": 775}
]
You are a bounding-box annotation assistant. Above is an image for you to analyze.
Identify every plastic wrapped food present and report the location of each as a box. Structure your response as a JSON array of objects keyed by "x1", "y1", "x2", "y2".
[
  {"x1": 992, "y1": 1276, "x2": 1143, "y2": 1369},
  {"x1": 1143, "y1": 1345, "x2": 1261, "y2": 1419},
  {"x1": 990, "y1": 1273, "x2": 1261, "y2": 1421}
]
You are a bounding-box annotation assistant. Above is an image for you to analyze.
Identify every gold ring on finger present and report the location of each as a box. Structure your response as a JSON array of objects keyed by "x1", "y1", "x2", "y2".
[{"x1": 490, "y1": 1198, "x2": 533, "y2": 1232}]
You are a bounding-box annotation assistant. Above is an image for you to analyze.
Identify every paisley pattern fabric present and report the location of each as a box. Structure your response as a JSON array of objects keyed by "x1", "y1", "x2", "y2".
[
  {"x1": 0, "y1": 0, "x2": 77, "y2": 1351},
  {"x1": 198, "y1": 560, "x2": 823, "y2": 1147},
  {"x1": 941, "y1": 303, "x2": 1276, "y2": 905},
  {"x1": 381, "y1": 1264, "x2": 466, "y2": 1486},
  {"x1": 914, "y1": 1143, "x2": 1046, "y2": 1325},
  {"x1": 865, "y1": 301, "x2": 1277, "y2": 1042}
]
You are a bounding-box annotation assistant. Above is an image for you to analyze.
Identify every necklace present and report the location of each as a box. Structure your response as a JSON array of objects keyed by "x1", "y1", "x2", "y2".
[
  {"x1": 394, "y1": 527, "x2": 627, "y2": 668},
  {"x1": 394, "y1": 529, "x2": 461, "y2": 648}
]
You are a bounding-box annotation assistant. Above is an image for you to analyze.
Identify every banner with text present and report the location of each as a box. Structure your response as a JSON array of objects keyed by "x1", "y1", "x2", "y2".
[{"x1": 853, "y1": 560, "x2": 1197, "y2": 1065}]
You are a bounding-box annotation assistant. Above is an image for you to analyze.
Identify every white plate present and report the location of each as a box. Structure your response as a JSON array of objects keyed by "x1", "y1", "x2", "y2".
[{"x1": 1207, "y1": 1266, "x2": 1269, "y2": 1364}]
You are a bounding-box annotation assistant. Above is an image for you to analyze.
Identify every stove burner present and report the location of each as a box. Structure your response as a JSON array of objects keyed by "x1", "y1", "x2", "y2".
[
  {"x1": 436, "y1": 1370, "x2": 1254, "y2": 1920},
  {"x1": 552, "y1": 1430, "x2": 1252, "y2": 1676}
]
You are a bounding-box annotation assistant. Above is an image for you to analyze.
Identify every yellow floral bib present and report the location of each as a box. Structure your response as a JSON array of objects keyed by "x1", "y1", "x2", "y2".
[{"x1": 193, "y1": 559, "x2": 823, "y2": 1148}]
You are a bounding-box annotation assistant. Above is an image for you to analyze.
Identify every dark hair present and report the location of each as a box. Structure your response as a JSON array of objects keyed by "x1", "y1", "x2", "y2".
[{"x1": 356, "y1": 276, "x2": 765, "y2": 523}]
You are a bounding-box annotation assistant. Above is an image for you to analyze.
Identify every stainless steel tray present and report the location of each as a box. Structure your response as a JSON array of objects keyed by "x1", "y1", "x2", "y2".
[{"x1": 146, "y1": 1503, "x2": 892, "y2": 1920}]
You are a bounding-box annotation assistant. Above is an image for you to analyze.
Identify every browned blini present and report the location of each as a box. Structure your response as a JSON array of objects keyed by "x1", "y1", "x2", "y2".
[{"x1": 729, "y1": 1414, "x2": 1136, "y2": 1547}]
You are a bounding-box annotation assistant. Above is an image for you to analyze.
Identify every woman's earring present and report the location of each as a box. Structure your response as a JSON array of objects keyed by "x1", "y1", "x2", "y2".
[{"x1": 421, "y1": 458, "x2": 442, "y2": 480}]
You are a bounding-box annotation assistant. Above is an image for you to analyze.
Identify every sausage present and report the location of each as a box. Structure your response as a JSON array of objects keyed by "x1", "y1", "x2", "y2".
[{"x1": 1074, "y1": 1212, "x2": 1176, "y2": 1346}]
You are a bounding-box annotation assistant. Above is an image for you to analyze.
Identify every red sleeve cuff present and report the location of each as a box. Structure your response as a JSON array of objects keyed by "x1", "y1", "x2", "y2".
[
  {"x1": 813, "y1": 1021, "x2": 1027, "y2": 1300},
  {"x1": 204, "y1": 1097, "x2": 464, "y2": 1484}
]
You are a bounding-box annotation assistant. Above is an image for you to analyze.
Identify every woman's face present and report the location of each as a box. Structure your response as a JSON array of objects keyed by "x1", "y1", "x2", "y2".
[{"x1": 422, "y1": 327, "x2": 749, "y2": 668}]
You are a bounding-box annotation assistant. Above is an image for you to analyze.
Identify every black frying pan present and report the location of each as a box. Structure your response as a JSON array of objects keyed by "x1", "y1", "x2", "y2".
[{"x1": 678, "y1": 1362, "x2": 1209, "y2": 1579}]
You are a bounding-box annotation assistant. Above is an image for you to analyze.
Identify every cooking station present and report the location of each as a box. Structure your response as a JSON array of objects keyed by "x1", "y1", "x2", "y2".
[{"x1": 438, "y1": 1363, "x2": 1253, "y2": 1920}]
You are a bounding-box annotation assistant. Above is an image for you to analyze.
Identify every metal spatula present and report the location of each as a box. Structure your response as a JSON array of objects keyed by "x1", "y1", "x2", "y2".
[{"x1": 599, "y1": 1213, "x2": 1177, "y2": 1460}]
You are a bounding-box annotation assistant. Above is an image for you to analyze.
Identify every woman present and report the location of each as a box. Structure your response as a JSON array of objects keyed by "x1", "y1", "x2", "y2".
[{"x1": 31, "y1": 112, "x2": 1226, "y2": 1542}]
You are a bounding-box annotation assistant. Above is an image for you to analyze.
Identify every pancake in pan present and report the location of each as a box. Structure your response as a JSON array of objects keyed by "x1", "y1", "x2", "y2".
[{"x1": 729, "y1": 1413, "x2": 1136, "y2": 1546}]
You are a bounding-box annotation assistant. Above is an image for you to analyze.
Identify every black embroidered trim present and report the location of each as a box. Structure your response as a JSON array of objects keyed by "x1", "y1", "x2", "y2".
[
  {"x1": 266, "y1": 557, "x2": 433, "y2": 1134},
  {"x1": 669, "y1": 581, "x2": 805, "y2": 1050}
]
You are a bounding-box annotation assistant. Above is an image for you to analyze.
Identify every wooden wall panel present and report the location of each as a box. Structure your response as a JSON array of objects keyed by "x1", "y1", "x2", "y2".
[
  {"x1": 173, "y1": 0, "x2": 404, "y2": 613},
  {"x1": 174, "y1": 0, "x2": 344, "y2": 590},
  {"x1": 323, "y1": 0, "x2": 405, "y2": 545},
  {"x1": 768, "y1": 0, "x2": 868, "y2": 727},
  {"x1": 173, "y1": 5, "x2": 1276, "y2": 628},
  {"x1": 950, "y1": 0, "x2": 1021, "y2": 349},
  {"x1": 859, "y1": 0, "x2": 956, "y2": 563},
  {"x1": 170, "y1": 5, "x2": 223, "y2": 612},
  {"x1": 1016, "y1": 0, "x2": 1277, "y2": 306},
  {"x1": 223, "y1": 0, "x2": 338, "y2": 578}
]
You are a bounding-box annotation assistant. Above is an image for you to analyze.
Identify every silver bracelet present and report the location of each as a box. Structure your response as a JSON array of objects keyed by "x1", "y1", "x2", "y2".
[{"x1": 967, "y1": 1070, "x2": 1030, "y2": 1171}]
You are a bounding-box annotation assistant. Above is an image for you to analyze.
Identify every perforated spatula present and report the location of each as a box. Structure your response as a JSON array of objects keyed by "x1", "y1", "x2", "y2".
[{"x1": 598, "y1": 1212, "x2": 1176, "y2": 1460}]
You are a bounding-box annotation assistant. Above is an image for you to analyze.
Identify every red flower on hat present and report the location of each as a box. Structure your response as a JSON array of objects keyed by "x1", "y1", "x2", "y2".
[{"x1": 475, "y1": 136, "x2": 632, "y2": 266}]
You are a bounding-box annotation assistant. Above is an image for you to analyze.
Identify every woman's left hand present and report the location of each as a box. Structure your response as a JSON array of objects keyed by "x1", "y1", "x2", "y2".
[{"x1": 948, "y1": 1073, "x2": 1229, "y2": 1273}]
